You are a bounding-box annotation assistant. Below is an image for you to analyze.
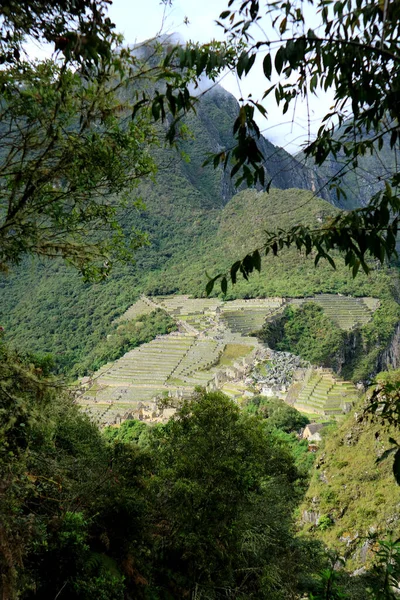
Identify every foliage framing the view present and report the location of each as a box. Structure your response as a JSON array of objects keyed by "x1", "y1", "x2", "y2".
[
  {"x1": 0, "y1": 0, "x2": 241, "y2": 280},
  {"x1": 185, "y1": 0, "x2": 400, "y2": 292}
]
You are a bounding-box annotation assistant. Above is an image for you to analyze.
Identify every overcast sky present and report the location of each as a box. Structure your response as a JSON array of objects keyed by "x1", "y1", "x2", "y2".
[{"x1": 107, "y1": 0, "x2": 334, "y2": 154}]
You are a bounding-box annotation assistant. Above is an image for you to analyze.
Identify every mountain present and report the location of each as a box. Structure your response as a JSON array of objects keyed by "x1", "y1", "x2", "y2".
[
  {"x1": 0, "y1": 84, "x2": 398, "y2": 376},
  {"x1": 299, "y1": 125, "x2": 400, "y2": 209}
]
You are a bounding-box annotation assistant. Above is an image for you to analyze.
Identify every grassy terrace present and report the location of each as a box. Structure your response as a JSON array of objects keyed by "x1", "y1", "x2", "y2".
[
  {"x1": 169, "y1": 339, "x2": 224, "y2": 383},
  {"x1": 220, "y1": 299, "x2": 283, "y2": 335},
  {"x1": 154, "y1": 296, "x2": 222, "y2": 316},
  {"x1": 152, "y1": 296, "x2": 223, "y2": 332},
  {"x1": 290, "y1": 294, "x2": 379, "y2": 330},
  {"x1": 295, "y1": 369, "x2": 358, "y2": 415},
  {"x1": 98, "y1": 335, "x2": 195, "y2": 385},
  {"x1": 114, "y1": 296, "x2": 155, "y2": 322},
  {"x1": 78, "y1": 293, "x2": 375, "y2": 425},
  {"x1": 218, "y1": 343, "x2": 254, "y2": 366}
]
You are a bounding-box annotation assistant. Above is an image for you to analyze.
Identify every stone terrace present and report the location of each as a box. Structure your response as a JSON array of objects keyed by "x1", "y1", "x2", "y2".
[
  {"x1": 78, "y1": 293, "x2": 377, "y2": 425},
  {"x1": 294, "y1": 369, "x2": 358, "y2": 415},
  {"x1": 219, "y1": 298, "x2": 284, "y2": 335},
  {"x1": 114, "y1": 296, "x2": 155, "y2": 323},
  {"x1": 290, "y1": 294, "x2": 379, "y2": 330}
]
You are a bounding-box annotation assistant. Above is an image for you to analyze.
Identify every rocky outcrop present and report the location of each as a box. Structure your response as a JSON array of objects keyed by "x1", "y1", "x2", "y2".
[{"x1": 377, "y1": 322, "x2": 400, "y2": 373}]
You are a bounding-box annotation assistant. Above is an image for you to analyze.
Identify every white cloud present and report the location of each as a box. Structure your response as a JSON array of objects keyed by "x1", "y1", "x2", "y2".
[{"x1": 108, "y1": 0, "x2": 336, "y2": 154}]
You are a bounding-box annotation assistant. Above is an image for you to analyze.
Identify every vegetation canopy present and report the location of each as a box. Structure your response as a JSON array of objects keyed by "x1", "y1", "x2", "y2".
[{"x1": 0, "y1": 1, "x2": 240, "y2": 280}]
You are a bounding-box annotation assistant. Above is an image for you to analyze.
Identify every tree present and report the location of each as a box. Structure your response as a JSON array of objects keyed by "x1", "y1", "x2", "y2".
[
  {"x1": 260, "y1": 303, "x2": 346, "y2": 371},
  {"x1": 246, "y1": 395, "x2": 310, "y2": 432},
  {"x1": 0, "y1": 54, "x2": 157, "y2": 279},
  {"x1": 147, "y1": 390, "x2": 317, "y2": 598},
  {"x1": 172, "y1": 0, "x2": 400, "y2": 292},
  {"x1": 0, "y1": 2, "x2": 238, "y2": 279},
  {"x1": 0, "y1": 1, "x2": 149, "y2": 278},
  {"x1": 0, "y1": 1, "x2": 115, "y2": 67},
  {"x1": 0, "y1": 327, "x2": 154, "y2": 599}
]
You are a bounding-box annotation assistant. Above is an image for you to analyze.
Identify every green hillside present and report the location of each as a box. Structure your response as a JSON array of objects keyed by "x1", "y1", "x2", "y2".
[
  {"x1": 300, "y1": 393, "x2": 400, "y2": 572},
  {"x1": 1, "y1": 187, "x2": 399, "y2": 376},
  {"x1": 3, "y1": 11, "x2": 400, "y2": 600}
]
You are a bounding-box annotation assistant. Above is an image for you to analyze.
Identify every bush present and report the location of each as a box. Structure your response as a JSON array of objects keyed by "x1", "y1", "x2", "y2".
[{"x1": 245, "y1": 395, "x2": 310, "y2": 432}]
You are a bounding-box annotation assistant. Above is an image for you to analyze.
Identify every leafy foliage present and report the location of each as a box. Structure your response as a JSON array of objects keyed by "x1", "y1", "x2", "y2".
[
  {"x1": 0, "y1": 1, "x2": 240, "y2": 281},
  {"x1": 364, "y1": 370, "x2": 400, "y2": 485},
  {"x1": 2, "y1": 188, "x2": 398, "y2": 381},
  {"x1": 2, "y1": 325, "x2": 400, "y2": 598},
  {"x1": 181, "y1": 0, "x2": 400, "y2": 291},
  {"x1": 147, "y1": 390, "x2": 315, "y2": 599},
  {"x1": 103, "y1": 418, "x2": 151, "y2": 446},
  {"x1": 367, "y1": 537, "x2": 400, "y2": 599},
  {"x1": 0, "y1": 0, "x2": 115, "y2": 67},
  {"x1": 244, "y1": 395, "x2": 310, "y2": 433},
  {"x1": 0, "y1": 344, "x2": 323, "y2": 600},
  {"x1": 0, "y1": 335, "x2": 148, "y2": 598}
]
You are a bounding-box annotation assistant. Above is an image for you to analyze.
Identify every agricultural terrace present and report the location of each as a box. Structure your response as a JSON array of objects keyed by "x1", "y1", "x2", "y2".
[
  {"x1": 114, "y1": 296, "x2": 155, "y2": 322},
  {"x1": 295, "y1": 369, "x2": 358, "y2": 415},
  {"x1": 290, "y1": 294, "x2": 379, "y2": 331},
  {"x1": 219, "y1": 298, "x2": 284, "y2": 335},
  {"x1": 78, "y1": 293, "x2": 377, "y2": 425}
]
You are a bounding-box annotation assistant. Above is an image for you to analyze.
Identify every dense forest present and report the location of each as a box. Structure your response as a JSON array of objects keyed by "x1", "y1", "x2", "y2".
[{"x1": 2, "y1": 1, "x2": 400, "y2": 599}]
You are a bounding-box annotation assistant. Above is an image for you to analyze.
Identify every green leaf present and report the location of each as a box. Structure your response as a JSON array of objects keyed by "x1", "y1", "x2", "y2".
[
  {"x1": 237, "y1": 51, "x2": 248, "y2": 79},
  {"x1": 263, "y1": 54, "x2": 272, "y2": 80},
  {"x1": 252, "y1": 249, "x2": 261, "y2": 272},
  {"x1": 393, "y1": 448, "x2": 400, "y2": 485},
  {"x1": 230, "y1": 261, "x2": 241, "y2": 284},
  {"x1": 243, "y1": 253, "x2": 254, "y2": 274},
  {"x1": 245, "y1": 53, "x2": 256, "y2": 75},
  {"x1": 205, "y1": 275, "x2": 221, "y2": 296},
  {"x1": 275, "y1": 46, "x2": 285, "y2": 75},
  {"x1": 221, "y1": 276, "x2": 227, "y2": 295},
  {"x1": 376, "y1": 447, "x2": 398, "y2": 464},
  {"x1": 326, "y1": 254, "x2": 336, "y2": 270},
  {"x1": 205, "y1": 279, "x2": 214, "y2": 296},
  {"x1": 352, "y1": 259, "x2": 360, "y2": 277},
  {"x1": 151, "y1": 101, "x2": 160, "y2": 121}
]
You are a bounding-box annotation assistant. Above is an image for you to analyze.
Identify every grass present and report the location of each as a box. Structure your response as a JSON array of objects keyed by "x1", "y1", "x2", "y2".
[
  {"x1": 220, "y1": 383, "x2": 248, "y2": 398},
  {"x1": 299, "y1": 398, "x2": 400, "y2": 570},
  {"x1": 217, "y1": 343, "x2": 254, "y2": 366},
  {"x1": 296, "y1": 410, "x2": 336, "y2": 423}
]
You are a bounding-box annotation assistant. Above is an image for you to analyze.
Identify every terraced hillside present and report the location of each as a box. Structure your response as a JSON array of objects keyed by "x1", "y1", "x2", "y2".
[
  {"x1": 114, "y1": 296, "x2": 155, "y2": 322},
  {"x1": 290, "y1": 294, "x2": 379, "y2": 330},
  {"x1": 79, "y1": 333, "x2": 197, "y2": 425},
  {"x1": 78, "y1": 293, "x2": 376, "y2": 425},
  {"x1": 154, "y1": 295, "x2": 222, "y2": 333},
  {"x1": 78, "y1": 295, "x2": 266, "y2": 425},
  {"x1": 219, "y1": 298, "x2": 284, "y2": 334},
  {"x1": 294, "y1": 369, "x2": 358, "y2": 415}
]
